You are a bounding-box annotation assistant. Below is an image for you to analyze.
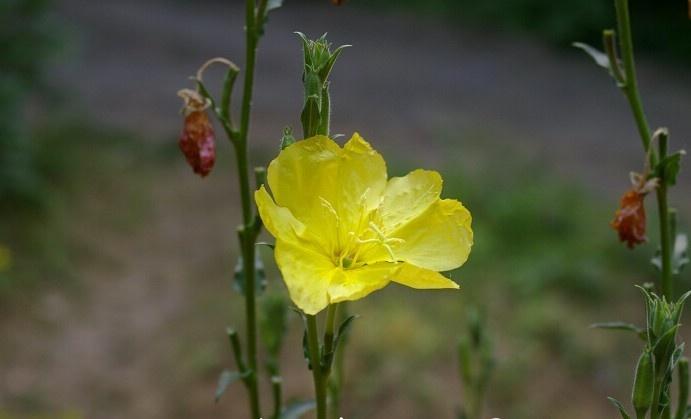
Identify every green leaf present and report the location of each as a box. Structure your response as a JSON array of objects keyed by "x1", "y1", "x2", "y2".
[
  {"x1": 281, "y1": 400, "x2": 316, "y2": 419},
  {"x1": 573, "y1": 42, "x2": 611, "y2": 70},
  {"x1": 318, "y1": 44, "x2": 350, "y2": 82},
  {"x1": 607, "y1": 397, "x2": 632, "y2": 419},
  {"x1": 457, "y1": 336, "x2": 472, "y2": 384},
  {"x1": 302, "y1": 329, "x2": 312, "y2": 370},
  {"x1": 233, "y1": 252, "x2": 266, "y2": 296},
  {"x1": 214, "y1": 370, "x2": 247, "y2": 403},
  {"x1": 334, "y1": 314, "x2": 357, "y2": 347},
  {"x1": 590, "y1": 322, "x2": 646, "y2": 340},
  {"x1": 656, "y1": 150, "x2": 686, "y2": 186},
  {"x1": 320, "y1": 314, "x2": 358, "y2": 371}
]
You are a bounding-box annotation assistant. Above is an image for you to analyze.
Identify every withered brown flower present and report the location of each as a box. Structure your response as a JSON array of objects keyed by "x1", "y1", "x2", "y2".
[
  {"x1": 611, "y1": 173, "x2": 658, "y2": 249},
  {"x1": 178, "y1": 89, "x2": 215, "y2": 177}
]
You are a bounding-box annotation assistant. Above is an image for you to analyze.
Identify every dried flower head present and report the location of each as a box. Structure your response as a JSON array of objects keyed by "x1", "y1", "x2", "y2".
[
  {"x1": 178, "y1": 88, "x2": 215, "y2": 177},
  {"x1": 611, "y1": 172, "x2": 659, "y2": 249}
]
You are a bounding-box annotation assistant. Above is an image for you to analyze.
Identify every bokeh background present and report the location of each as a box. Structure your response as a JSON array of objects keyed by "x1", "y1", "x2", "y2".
[{"x1": 2, "y1": 0, "x2": 691, "y2": 418}]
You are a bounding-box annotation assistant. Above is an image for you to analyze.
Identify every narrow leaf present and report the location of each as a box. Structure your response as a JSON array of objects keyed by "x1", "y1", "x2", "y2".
[
  {"x1": 302, "y1": 329, "x2": 312, "y2": 370},
  {"x1": 656, "y1": 150, "x2": 686, "y2": 186},
  {"x1": 282, "y1": 400, "x2": 316, "y2": 419},
  {"x1": 233, "y1": 252, "x2": 267, "y2": 296},
  {"x1": 334, "y1": 314, "x2": 358, "y2": 347},
  {"x1": 590, "y1": 322, "x2": 646, "y2": 340},
  {"x1": 607, "y1": 397, "x2": 632, "y2": 419},
  {"x1": 215, "y1": 370, "x2": 246, "y2": 403},
  {"x1": 573, "y1": 42, "x2": 610, "y2": 69}
]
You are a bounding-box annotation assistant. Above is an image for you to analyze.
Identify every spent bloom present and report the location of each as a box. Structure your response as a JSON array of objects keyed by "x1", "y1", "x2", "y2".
[
  {"x1": 255, "y1": 133, "x2": 473, "y2": 314},
  {"x1": 178, "y1": 88, "x2": 216, "y2": 177},
  {"x1": 611, "y1": 172, "x2": 658, "y2": 249}
]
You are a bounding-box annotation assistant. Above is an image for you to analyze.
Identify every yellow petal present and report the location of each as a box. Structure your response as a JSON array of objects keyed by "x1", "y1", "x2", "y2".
[
  {"x1": 274, "y1": 239, "x2": 335, "y2": 315},
  {"x1": 267, "y1": 135, "x2": 340, "y2": 220},
  {"x1": 339, "y1": 133, "x2": 388, "y2": 217},
  {"x1": 390, "y1": 199, "x2": 473, "y2": 271},
  {"x1": 378, "y1": 169, "x2": 442, "y2": 234},
  {"x1": 255, "y1": 186, "x2": 305, "y2": 243},
  {"x1": 266, "y1": 134, "x2": 387, "y2": 252},
  {"x1": 328, "y1": 262, "x2": 400, "y2": 303},
  {"x1": 392, "y1": 263, "x2": 459, "y2": 289}
]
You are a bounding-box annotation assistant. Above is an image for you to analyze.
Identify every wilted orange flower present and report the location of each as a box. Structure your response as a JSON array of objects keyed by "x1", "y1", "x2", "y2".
[
  {"x1": 611, "y1": 173, "x2": 658, "y2": 249},
  {"x1": 178, "y1": 89, "x2": 215, "y2": 177}
]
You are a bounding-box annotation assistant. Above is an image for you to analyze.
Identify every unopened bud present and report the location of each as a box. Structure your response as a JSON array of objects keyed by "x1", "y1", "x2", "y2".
[{"x1": 632, "y1": 350, "x2": 654, "y2": 417}]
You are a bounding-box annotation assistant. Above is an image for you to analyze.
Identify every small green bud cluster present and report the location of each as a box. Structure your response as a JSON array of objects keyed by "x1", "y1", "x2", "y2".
[{"x1": 296, "y1": 32, "x2": 349, "y2": 138}]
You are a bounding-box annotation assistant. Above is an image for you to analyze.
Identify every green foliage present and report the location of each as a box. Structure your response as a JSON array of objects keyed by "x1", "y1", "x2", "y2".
[
  {"x1": 457, "y1": 308, "x2": 494, "y2": 419},
  {"x1": 0, "y1": 119, "x2": 152, "y2": 300},
  {"x1": 0, "y1": 0, "x2": 59, "y2": 209},
  {"x1": 445, "y1": 160, "x2": 633, "y2": 302}
]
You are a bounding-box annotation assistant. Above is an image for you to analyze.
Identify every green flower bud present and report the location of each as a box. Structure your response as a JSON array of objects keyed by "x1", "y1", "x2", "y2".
[
  {"x1": 632, "y1": 350, "x2": 655, "y2": 417},
  {"x1": 280, "y1": 127, "x2": 295, "y2": 150}
]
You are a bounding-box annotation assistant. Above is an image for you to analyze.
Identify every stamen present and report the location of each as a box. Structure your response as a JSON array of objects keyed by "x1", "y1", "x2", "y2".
[{"x1": 319, "y1": 197, "x2": 340, "y2": 224}]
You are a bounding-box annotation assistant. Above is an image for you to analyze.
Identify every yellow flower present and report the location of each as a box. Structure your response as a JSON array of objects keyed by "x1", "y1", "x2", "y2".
[{"x1": 255, "y1": 133, "x2": 473, "y2": 314}]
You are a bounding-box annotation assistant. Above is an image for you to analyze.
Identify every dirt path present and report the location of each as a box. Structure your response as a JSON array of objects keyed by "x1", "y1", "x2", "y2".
[
  {"x1": 3, "y1": 0, "x2": 691, "y2": 417},
  {"x1": 54, "y1": 0, "x2": 691, "y2": 196}
]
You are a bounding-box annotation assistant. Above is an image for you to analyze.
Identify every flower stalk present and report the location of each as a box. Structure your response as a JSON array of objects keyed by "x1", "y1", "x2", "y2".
[
  {"x1": 577, "y1": 1, "x2": 688, "y2": 418},
  {"x1": 178, "y1": 0, "x2": 286, "y2": 416}
]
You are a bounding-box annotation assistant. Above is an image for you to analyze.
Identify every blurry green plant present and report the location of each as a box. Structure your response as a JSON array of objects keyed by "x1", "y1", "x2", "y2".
[
  {"x1": 457, "y1": 307, "x2": 494, "y2": 419},
  {"x1": 0, "y1": 0, "x2": 59, "y2": 209},
  {"x1": 576, "y1": 0, "x2": 689, "y2": 417}
]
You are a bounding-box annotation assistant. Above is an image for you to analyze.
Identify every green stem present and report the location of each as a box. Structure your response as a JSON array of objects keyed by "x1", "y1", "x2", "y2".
[
  {"x1": 657, "y1": 183, "x2": 673, "y2": 299},
  {"x1": 306, "y1": 314, "x2": 328, "y2": 419},
  {"x1": 614, "y1": 0, "x2": 653, "y2": 161},
  {"x1": 234, "y1": 0, "x2": 264, "y2": 417},
  {"x1": 323, "y1": 304, "x2": 338, "y2": 366},
  {"x1": 613, "y1": 0, "x2": 674, "y2": 301},
  {"x1": 328, "y1": 303, "x2": 347, "y2": 419},
  {"x1": 271, "y1": 376, "x2": 283, "y2": 419}
]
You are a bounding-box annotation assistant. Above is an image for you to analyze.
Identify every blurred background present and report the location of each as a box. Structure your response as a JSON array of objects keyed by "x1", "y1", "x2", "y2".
[{"x1": 1, "y1": 0, "x2": 691, "y2": 418}]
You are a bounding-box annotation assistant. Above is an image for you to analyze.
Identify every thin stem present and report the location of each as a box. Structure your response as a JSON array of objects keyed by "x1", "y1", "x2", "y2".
[
  {"x1": 323, "y1": 303, "x2": 339, "y2": 366},
  {"x1": 306, "y1": 314, "x2": 328, "y2": 419},
  {"x1": 239, "y1": 228, "x2": 261, "y2": 418},
  {"x1": 614, "y1": 0, "x2": 653, "y2": 162},
  {"x1": 328, "y1": 303, "x2": 347, "y2": 419},
  {"x1": 657, "y1": 185, "x2": 673, "y2": 299},
  {"x1": 271, "y1": 376, "x2": 283, "y2": 419},
  {"x1": 227, "y1": 328, "x2": 248, "y2": 373},
  {"x1": 613, "y1": 0, "x2": 674, "y2": 301},
  {"x1": 237, "y1": 0, "x2": 258, "y2": 226},
  {"x1": 232, "y1": 0, "x2": 266, "y2": 417}
]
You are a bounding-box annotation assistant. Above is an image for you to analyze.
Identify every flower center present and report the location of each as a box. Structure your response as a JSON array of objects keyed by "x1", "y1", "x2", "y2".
[{"x1": 319, "y1": 195, "x2": 405, "y2": 269}]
